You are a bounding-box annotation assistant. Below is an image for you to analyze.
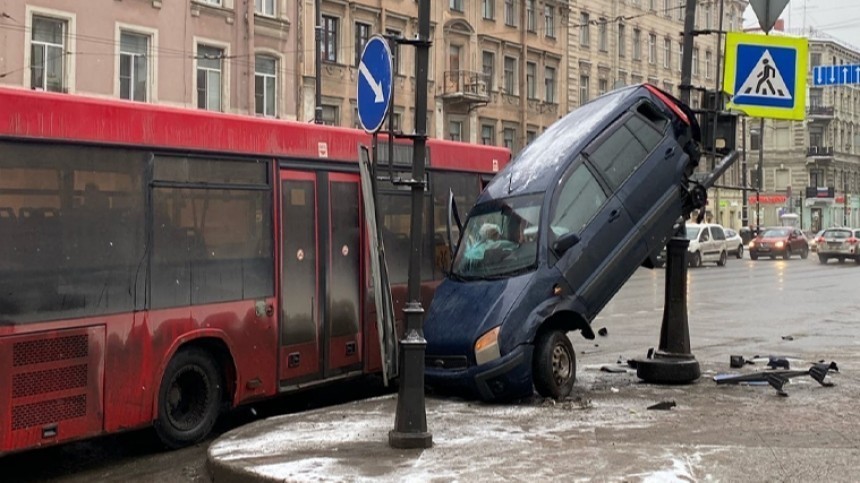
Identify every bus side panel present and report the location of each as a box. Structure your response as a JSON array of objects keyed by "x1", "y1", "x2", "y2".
[{"x1": 0, "y1": 326, "x2": 105, "y2": 454}]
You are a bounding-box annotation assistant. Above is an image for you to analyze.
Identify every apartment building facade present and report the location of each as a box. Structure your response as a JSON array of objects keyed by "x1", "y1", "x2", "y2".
[
  {"x1": 2, "y1": 0, "x2": 298, "y2": 118},
  {"x1": 298, "y1": 0, "x2": 569, "y2": 151},
  {"x1": 747, "y1": 31, "x2": 860, "y2": 231},
  {"x1": 567, "y1": 0, "x2": 748, "y2": 228}
]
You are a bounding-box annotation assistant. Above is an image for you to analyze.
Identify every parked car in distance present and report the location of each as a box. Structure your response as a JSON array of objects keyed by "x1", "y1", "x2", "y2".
[
  {"x1": 423, "y1": 84, "x2": 704, "y2": 401},
  {"x1": 724, "y1": 228, "x2": 744, "y2": 259},
  {"x1": 817, "y1": 228, "x2": 860, "y2": 264},
  {"x1": 685, "y1": 223, "x2": 728, "y2": 267},
  {"x1": 748, "y1": 227, "x2": 810, "y2": 260},
  {"x1": 809, "y1": 229, "x2": 826, "y2": 252}
]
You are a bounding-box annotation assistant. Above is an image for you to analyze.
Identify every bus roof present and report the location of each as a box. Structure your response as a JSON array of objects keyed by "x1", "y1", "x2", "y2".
[{"x1": 0, "y1": 88, "x2": 509, "y2": 173}]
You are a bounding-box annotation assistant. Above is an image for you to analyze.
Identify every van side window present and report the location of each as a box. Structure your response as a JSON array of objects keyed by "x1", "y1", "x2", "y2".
[
  {"x1": 550, "y1": 163, "x2": 607, "y2": 237},
  {"x1": 587, "y1": 115, "x2": 662, "y2": 190},
  {"x1": 700, "y1": 229, "x2": 710, "y2": 242},
  {"x1": 636, "y1": 101, "x2": 670, "y2": 132},
  {"x1": 712, "y1": 226, "x2": 725, "y2": 240}
]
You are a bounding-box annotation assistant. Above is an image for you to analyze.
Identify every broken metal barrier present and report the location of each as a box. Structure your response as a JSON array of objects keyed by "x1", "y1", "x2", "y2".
[{"x1": 713, "y1": 362, "x2": 839, "y2": 397}]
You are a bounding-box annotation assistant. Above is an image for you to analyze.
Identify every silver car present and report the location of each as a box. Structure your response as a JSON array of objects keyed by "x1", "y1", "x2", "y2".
[{"x1": 817, "y1": 228, "x2": 860, "y2": 264}]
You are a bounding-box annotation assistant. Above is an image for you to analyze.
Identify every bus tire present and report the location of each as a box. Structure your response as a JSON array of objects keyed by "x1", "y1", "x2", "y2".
[
  {"x1": 154, "y1": 347, "x2": 223, "y2": 449},
  {"x1": 532, "y1": 330, "x2": 575, "y2": 399}
]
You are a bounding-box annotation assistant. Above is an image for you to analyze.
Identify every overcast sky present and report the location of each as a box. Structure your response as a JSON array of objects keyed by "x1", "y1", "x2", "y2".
[{"x1": 743, "y1": 0, "x2": 860, "y2": 50}]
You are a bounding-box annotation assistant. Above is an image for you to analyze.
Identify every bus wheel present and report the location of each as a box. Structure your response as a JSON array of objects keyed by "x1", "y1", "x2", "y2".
[
  {"x1": 533, "y1": 330, "x2": 575, "y2": 399},
  {"x1": 154, "y1": 347, "x2": 223, "y2": 449}
]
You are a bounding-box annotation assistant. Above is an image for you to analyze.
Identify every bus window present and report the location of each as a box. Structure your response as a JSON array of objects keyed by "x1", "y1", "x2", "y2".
[
  {"x1": 150, "y1": 157, "x2": 273, "y2": 309},
  {"x1": 377, "y1": 176, "x2": 432, "y2": 285},
  {"x1": 0, "y1": 142, "x2": 146, "y2": 324}
]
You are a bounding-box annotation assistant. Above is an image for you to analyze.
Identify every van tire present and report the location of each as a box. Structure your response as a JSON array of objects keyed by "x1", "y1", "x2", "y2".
[
  {"x1": 154, "y1": 347, "x2": 223, "y2": 449},
  {"x1": 736, "y1": 245, "x2": 744, "y2": 259},
  {"x1": 717, "y1": 251, "x2": 727, "y2": 267},
  {"x1": 533, "y1": 330, "x2": 576, "y2": 399}
]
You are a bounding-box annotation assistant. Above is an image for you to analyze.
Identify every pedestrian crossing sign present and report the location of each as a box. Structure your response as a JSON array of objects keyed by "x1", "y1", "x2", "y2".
[{"x1": 723, "y1": 32, "x2": 808, "y2": 121}]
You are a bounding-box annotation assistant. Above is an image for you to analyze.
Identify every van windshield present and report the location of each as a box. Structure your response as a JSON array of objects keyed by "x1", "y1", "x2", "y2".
[{"x1": 451, "y1": 195, "x2": 542, "y2": 280}]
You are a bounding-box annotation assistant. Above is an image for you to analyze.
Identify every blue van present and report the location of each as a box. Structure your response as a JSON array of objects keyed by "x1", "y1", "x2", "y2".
[{"x1": 424, "y1": 84, "x2": 704, "y2": 401}]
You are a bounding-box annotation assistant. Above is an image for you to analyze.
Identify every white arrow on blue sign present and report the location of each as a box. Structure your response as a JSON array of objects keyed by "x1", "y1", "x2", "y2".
[
  {"x1": 356, "y1": 35, "x2": 393, "y2": 134},
  {"x1": 813, "y1": 64, "x2": 860, "y2": 86}
]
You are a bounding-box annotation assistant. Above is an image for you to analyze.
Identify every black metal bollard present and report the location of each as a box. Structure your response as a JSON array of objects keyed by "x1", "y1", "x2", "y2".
[{"x1": 389, "y1": 303, "x2": 432, "y2": 449}]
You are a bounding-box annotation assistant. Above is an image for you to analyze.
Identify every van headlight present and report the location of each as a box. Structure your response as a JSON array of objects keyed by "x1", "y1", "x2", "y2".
[{"x1": 474, "y1": 326, "x2": 501, "y2": 365}]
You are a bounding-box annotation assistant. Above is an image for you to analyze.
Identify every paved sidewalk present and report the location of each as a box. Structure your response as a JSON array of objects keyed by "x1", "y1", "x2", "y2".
[{"x1": 207, "y1": 356, "x2": 860, "y2": 483}]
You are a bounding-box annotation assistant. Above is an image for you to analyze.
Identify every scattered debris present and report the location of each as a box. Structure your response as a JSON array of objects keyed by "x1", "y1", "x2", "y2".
[
  {"x1": 626, "y1": 359, "x2": 639, "y2": 369},
  {"x1": 647, "y1": 401, "x2": 677, "y2": 411},
  {"x1": 767, "y1": 357, "x2": 790, "y2": 370},
  {"x1": 616, "y1": 356, "x2": 626, "y2": 364},
  {"x1": 781, "y1": 335, "x2": 795, "y2": 341},
  {"x1": 598, "y1": 327, "x2": 609, "y2": 337},
  {"x1": 610, "y1": 387, "x2": 620, "y2": 393},
  {"x1": 713, "y1": 362, "x2": 839, "y2": 396},
  {"x1": 730, "y1": 355, "x2": 746, "y2": 368},
  {"x1": 600, "y1": 365, "x2": 627, "y2": 373}
]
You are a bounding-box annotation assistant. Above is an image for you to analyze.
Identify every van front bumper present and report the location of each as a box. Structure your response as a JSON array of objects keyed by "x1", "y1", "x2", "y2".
[{"x1": 425, "y1": 344, "x2": 534, "y2": 401}]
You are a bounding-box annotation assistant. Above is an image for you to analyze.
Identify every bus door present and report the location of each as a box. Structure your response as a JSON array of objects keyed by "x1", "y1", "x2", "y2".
[{"x1": 278, "y1": 170, "x2": 363, "y2": 386}]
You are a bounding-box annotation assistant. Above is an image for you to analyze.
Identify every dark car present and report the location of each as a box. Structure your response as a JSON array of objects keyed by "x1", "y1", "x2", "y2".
[
  {"x1": 423, "y1": 84, "x2": 703, "y2": 401},
  {"x1": 748, "y1": 227, "x2": 809, "y2": 260}
]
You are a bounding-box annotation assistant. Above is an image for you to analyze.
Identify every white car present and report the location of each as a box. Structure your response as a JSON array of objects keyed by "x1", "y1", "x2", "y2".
[
  {"x1": 724, "y1": 228, "x2": 744, "y2": 259},
  {"x1": 686, "y1": 223, "x2": 728, "y2": 267}
]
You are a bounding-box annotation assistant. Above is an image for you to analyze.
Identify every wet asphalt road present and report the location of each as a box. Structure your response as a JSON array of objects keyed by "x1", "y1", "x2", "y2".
[{"x1": 3, "y1": 251, "x2": 859, "y2": 482}]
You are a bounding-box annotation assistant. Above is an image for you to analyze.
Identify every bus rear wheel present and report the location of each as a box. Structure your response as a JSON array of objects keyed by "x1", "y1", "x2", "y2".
[
  {"x1": 533, "y1": 330, "x2": 576, "y2": 399},
  {"x1": 154, "y1": 347, "x2": 223, "y2": 449}
]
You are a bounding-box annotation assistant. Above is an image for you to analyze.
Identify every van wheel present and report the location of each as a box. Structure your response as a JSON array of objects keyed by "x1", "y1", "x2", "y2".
[
  {"x1": 717, "y1": 251, "x2": 727, "y2": 267},
  {"x1": 154, "y1": 347, "x2": 223, "y2": 449},
  {"x1": 689, "y1": 251, "x2": 702, "y2": 268},
  {"x1": 736, "y1": 245, "x2": 744, "y2": 259},
  {"x1": 533, "y1": 330, "x2": 575, "y2": 399}
]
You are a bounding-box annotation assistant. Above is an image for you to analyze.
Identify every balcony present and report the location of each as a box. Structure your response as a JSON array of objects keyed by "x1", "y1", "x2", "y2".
[
  {"x1": 806, "y1": 145, "x2": 834, "y2": 164},
  {"x1": 441, "y1": 70, "x2": 490, "y2": 107},
  {"x1": 807, "y1": 105, "x2": 835, "y2": 122}
]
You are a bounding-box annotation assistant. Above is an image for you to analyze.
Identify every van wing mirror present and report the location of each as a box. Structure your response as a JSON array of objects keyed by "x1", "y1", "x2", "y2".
[
  {"x1": 552, "y1": 232, "x2": 580, "y2": 255},
  {"x1": 446, "y1": 189, "x2": 463, "y2": 257}
]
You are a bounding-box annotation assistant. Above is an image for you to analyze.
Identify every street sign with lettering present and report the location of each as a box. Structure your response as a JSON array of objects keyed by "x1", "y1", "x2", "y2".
[
  {"x1": 723, "y1": 32, "x2": 808, "y2": 121},
  {"x1": 812, "y1": 64, "x2": 860, "y2": 86},
  {"x1": 357, "y1": 35, "x2": 393, "y2": 134}
]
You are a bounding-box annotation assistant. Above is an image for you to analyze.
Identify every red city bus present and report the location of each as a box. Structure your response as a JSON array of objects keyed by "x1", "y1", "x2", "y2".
[{"x1": 0, "y1": 88, "x2": 510, "y2": 454}]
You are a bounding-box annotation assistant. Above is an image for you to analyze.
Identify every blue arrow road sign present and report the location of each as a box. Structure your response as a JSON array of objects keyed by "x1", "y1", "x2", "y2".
[
  {"x1": 813, "y1": 64, "x2": 860, "y2": 86},
  {"x1": 357, "y1": 35, "x2": 393, "y2": 134}
]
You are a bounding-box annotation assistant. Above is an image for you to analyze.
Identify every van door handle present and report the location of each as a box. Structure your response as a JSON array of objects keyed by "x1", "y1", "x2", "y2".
[
  {"x1": 664, "y1": 147, "x2": 676, "y2": 159},
  {"x1": 608, "y1": 209, "x2": 621, "y2": 223}
]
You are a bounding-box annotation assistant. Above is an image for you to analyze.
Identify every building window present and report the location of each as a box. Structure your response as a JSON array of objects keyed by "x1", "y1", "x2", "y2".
[
  {"x1": 322, "y1": 15, "x2": 338, "y2": 63},
  {"x1": 30, "y1": 16, "x2": 66, "y2": 92},
  {"x1": 450, "y1": 0, "x2": 463, "y2": 12},
  {"x1": 692, "y1": 47, "x2": 699, "y2": 76},
  {"x1": 811, "y1": 53, "x2": 821, "y2": 67},
  {"x1": 526, "y1": 130, "x2": 537, "y2": 145},
  {"x1": 196, "y1": 44, "x2": 223, "y2": 111},
  {"x1": 677, "y1": 0, "x2": 684, "y2": 20},
  {"x1": 705, "y1": 4, "x2": 712, "y2": 28},
  {"x1": 449, "y1": 120, "x2": 462, "y2": 141},
  {"x1": 504, "y1": 56, "x2": 516, "y2": 94},
  {"x1": 526, "y1": 62, "x2": 536, "y2": 99},
  {"x1": 545, "y1": 5, "x2": 555, "y2": 38},
  {"x1": 580, "y1": 12, "x2": 590, "y2": 46},
  {"x1": 386, "y1": 29, "x2": 401, "y2": 74},
  {"x1": 664, "y1": 0, "x2": 671, "y2": 18},
  {"x1": 505, "y1": 0, "x2": 516, "y2": 26},
  {"x1": 545, "y1": 66, "x2": 556, "y2": 103},
  {"x1": 255, "y1": 54, "x2": 277, "y2": 117},
  {"x1": 632, "y1": 29, "x2": 641, "y2": 60},
  {"x1": 527, "y1": 0, "x2": 536, "y2": 32},
  {"x1": 598, "y1": 78, "x2": 608, "y2": 95},
  {"x1": 254, "y1": 0, "x2": 275, "y2": 16},
  {"x1": 482, "y1": 51, "x2": 495, "y2": 91},
  {"x1": 598, "y1": 19, "x2": 607, "y2": 51},
  {"x1": 481, "y1": 124, "x2": 495, "y2": 145},
  {"x1": 649, "y1": 0, "x2": 656, "y2": 10},
  {"x1": 119, "y1": 31, "x2": 148, "y2": 102},
  {"x1": 663, "y1": 37, "x2": 671, "y2": 69},
  {"x1": 677, "y1": 42, "x2": 683, "y2": 72},
  {"x1": 617, "y1": 70, "x2": 627, "y2": 86},
  {"x1": 648, "y1": 34, "x2": 656, "y2": 64},
  {"x1": 750, "y1": 129, "x2": 761, "y2": 150},
  {"x1": 200, "y1": 0, "x2": 222, "y2": 5},
  {"x1": 483, "y1": 0, "x2": 495, "y2": 20},
  {"x1": 354, "y1": 22, "x2": 371, "y2": 67},
  {"x1": 503, "y1": 127, "x2": 516, "y2": 150},
  {"x1": 449, "y1": 44, "x2": 461, "y2": 72},
  {"x1": 705, "y1": 50, "x2": 712, "y2": 79},
  {"x1": 617, "y1": 24, "x2": 626, "y2": 58},
  {"x1": 579, "y1": 75, "x2": 589, "y2": 104},
  {"x1": 321, "y1": 104, "x2": 339, "y2": 125}
]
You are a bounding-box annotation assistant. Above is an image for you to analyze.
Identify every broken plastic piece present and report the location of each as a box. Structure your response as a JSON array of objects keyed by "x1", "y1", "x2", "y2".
[
  {"x1": 767, "y1": 357, "x2": 790, "y2": 370},
  {"x1": 647, "y1": 401, "x2": 677, "y2": 410},
  {"x1": 598, "y1": 327, "x2": 608, "y2": 337},
  {"x1": 730, "y1": 355, "x2": 746, "y2": 368},
  {"x1": 600, "y1": 365, "x2": 627, "y2": 373},
  {"x1": 713, "y1": 361, "x2": 839, "y2": 396},
  {"x1": 781, "y1": 335, "x2": 795, "y2": 341}
]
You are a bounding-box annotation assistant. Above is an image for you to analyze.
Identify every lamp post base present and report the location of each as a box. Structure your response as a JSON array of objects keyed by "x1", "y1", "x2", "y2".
[
  {"x1": 635, "y1": 352, "x2": 701, "y2": 384},
  {"x1": 389, "y1": 430, "x2": 433, "y2": 449}
]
